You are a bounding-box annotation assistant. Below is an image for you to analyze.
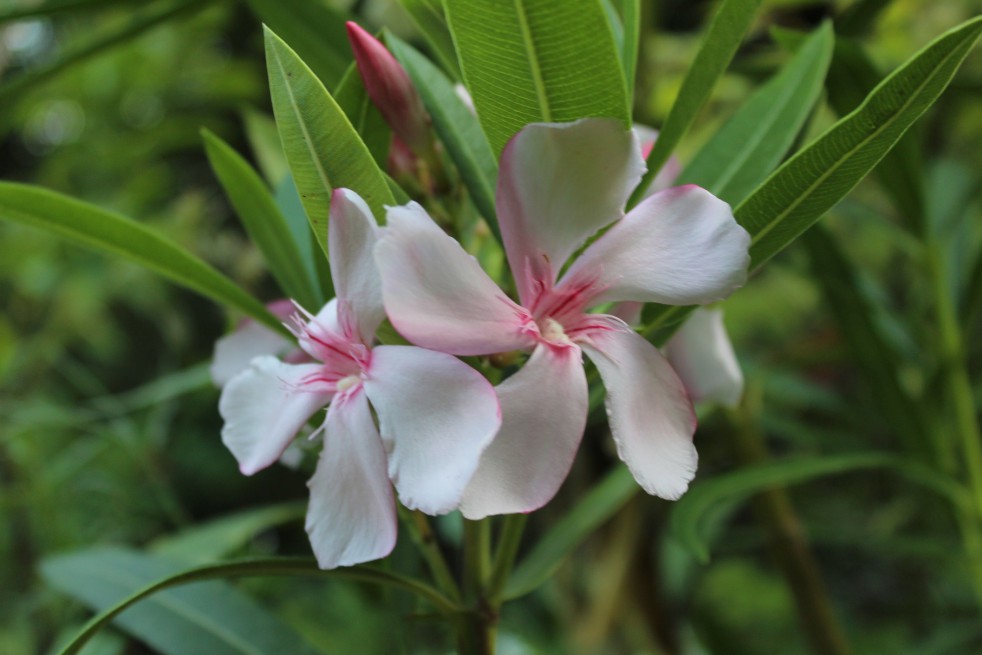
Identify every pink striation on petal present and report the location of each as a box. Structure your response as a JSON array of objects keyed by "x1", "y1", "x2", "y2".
[
  {"x1": 375, "y1": 201, "x2": 534, "y2": 355},
  {"x1": 305, "y1": 387, "x2": 397, "y2": 568},
  {"x1": 219, "y1": 356, "x2": 332, "y2": 475},
  {"x1": 497, "y1": 119, "x2": 644, "y2": 306},
  {"x1": 364, "y1": 345, "x2": 501, "y2": 515},
  {"x1": 460, "y1": 344, "x2": 588, "y2": 519},
  {"x1": 578, "y1": 316, "x2": 698, "y2": 500}
]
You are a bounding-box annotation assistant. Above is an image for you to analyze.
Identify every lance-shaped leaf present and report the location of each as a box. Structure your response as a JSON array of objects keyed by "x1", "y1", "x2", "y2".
[
  {"x1": 444, "y1": 0, "x2": 629, "y2": 155},
  {"x1": 387, "y1": 33, "x2": 500, "y2": 239},
  {"x1": 203, "y1": 130, "x2": 320, "y2": 309},
  {"x1": 678, "y1": 22, "x2": 834, "y2": 205},
  {"x1": 265, "y1": 26, "x2": 395, "y2": 256},
  {"x1": 396, "y1": 0, "x2": 462, "y2": 80},
  {"x1": 670, "y1": 453, "x2": 968, "y2": 562},
  {"x1": 630, "y1": 0, "x2": 763, "y2": 203},
  {"x1": 740, "y1": 16, "x2": 982, "y2": 271},
  {"x1": 0, "y1": 183, "x2": 284, "y2": 334},
  {"x1": 333, "y1": 62, "x2": 392, "y2": 169}
]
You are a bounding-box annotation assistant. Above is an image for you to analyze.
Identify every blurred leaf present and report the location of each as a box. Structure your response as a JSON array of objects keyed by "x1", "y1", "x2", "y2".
[
  {"x1": 836, "y1": 0, "x2": 893, "y2": 36},
  {"x1": 617, "y1": 0, "x2": 640, "y2": 100},
  {"x1": 241, "y1": 108, "x2": 289, "y2": 188},
  {"x1": 264, "y1": 25, "x2": 395, "y2": 263},
  {"x1": 387, "y1": 33, "x2": 500, "y2": 240},
  {"x1": 739, "y1": 16, "x2": 982, "y2": 271},
  {"x1": 671, "y1": 452, "x2": 969, "y2": 563},
  {"x1": 444, "y1": 0, "x2": 630, "y2": 155},
  {"x1": 272, "y1": 174, "x2": 322, "y2": 299},
  {"x1": 150, "y1": 503, "x2": 306, "y2": 564},
  {"x1": 49, "y1": 549, "x2": 460, "y2": 655},
  {"x1": 333, "y1": 63, "x2": 392, "y2": 169},
  {"x1": 0, "y1": 183, "x2": 285, "y2": 334},
  {"x1": 505, "y1": 467, "x2": 638, "y2": 599},
  {"x1": 43, "y1": 548, "x2": 321, "y2": 655},
  {"x1": 243, "y1": 0, "x2": 352, "y2": 89},
  {"x1": 631, "y1": 0, "x2": 763, "y2": 203},
  {"x1": 395, "y1": 0, "x2": 462, "y2": 80},
  {"x1": 678, "y1": 22, "x2": 833, "y2": 205},
  {"x1": 0, "y1": 0, "x2": 201, "y2": 107},
  {"x1": 203, "y1": 130, "x2": 320, "y2": 309},
  {"x1": 0, "y1": 0, "x2": 129, "y2": 21}
]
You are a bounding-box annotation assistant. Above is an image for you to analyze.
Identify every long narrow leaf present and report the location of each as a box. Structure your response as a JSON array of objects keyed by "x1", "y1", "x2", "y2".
[
  {"x1": 0, "y1": 183, "x2": 285, "y2": 333},
  {"x1": 333, "y1": 62, "x2": 392, "y2": 169},
  {"x1": 387, "y1": 33, "x2": 500, "y2": 239},
  {"x1": 630, "y1": 0, "x2": 763, "y2": 203},
  {"x1": 670, "y1": 453, "x2": 968, "y2": 562},
  {"x1": 740, "y1": 16, "x2": 982, "y2": 271},
  {"x1": 677, "y1": 22, "x2": 834, "y2": 205},
  {"x1": 202, "y1": 130, "x2": 320, "y2": 309},
  {"x1": 51, "y1": 550, "x2": 460, "y2": 655},
  {"x1": 0, "y1": 0, "x2": 129, "y2": 22},
  {"x1": 265, "y1": 26, "x2": 395, "y2": 259},
  {"x1": 444, "y1": 0, "x2": 630, "y2": 155},
  {"x1": 396, "y1": 0, "x2": 462, "y2": 79}
]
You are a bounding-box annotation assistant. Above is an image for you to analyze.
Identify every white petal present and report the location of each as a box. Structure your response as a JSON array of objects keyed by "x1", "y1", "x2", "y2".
[
  {"x1": 376, "y1": 202, "x2": 534, "y2": 355},
  {"x1": 579, "y1": 318, "x2": 698, "y2": 500},
  {"x1": 460, "y1": 345, "x2": 588, "y2": 519},
  {"x1": 329, "y1": 189, "x2": 385, "y2": 341},
  {"x1": 664, "y1": 308, "x2": 743, "y2": 407},
  {"x1": 563, "y1": 185, "x2": 750, "y2": 306},
  {"x1": 211, "y1": 321, "x2": 294, "y2": 387},
  {"x1": 633, "y1": 124, "x2": 681, "y2": 196},
  {"x1": 219, "y1": 356, "x2": 331, "y2": 475},
  {"x1": 497, "y1": 119, "x2": 644, "y2": 304},
  {"x1": 363, "y1": 345, "x2": 501, "y2": 515},
  {"x1": 306, "y1": 389, "x2": 397, "y2": 568}
]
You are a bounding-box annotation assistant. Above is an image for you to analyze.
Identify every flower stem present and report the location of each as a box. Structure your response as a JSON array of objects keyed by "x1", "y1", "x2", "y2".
[
  {"x1": 398, "y1": 508, "x2": 461, "y2": 602},
  {"x1": 459, "y1": 518, "x2": 496, "y2": 654},
  {"x1": 488, "y1": 514, "x2": 528, "y2": 602}
]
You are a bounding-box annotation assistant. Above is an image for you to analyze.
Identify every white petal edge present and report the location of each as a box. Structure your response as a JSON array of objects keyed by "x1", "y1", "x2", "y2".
[
  {"x1": 219, "y1": 356, "x2": 331, "y2": 475},
  {"x1": 376, "y1": 202, "x2": 534, "y2": 356},
  {"x1": 305, "y1": 388, "x2": 397, "y2": 568},
  {"x1": 579, "y1": 318, "x2": 698, "y2": 500},
  {"x1": 664, "y1": 307, "x2": 744, "y2": 407},
  {"x1": 211, "y1": 321, "x2": 294, "y2": 387},
  {"x1": 497, "y1": 118, "x2": 645, "y2": 305},
  {"x1": 363, "y1": 345, "x2": 501, "y2": 515},
  {"x1": 563, "y1": 185, "x2": 750, "y2": 306},
  {"x1": 460, "y1": 344, "x2": 588, "y2": 519},
  {"x1": 329, "y1": 189, "x2": 385, "y2": 341}
]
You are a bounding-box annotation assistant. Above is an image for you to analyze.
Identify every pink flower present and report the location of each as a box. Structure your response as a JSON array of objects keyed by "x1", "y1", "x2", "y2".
[
  {"x1": 219, "y1": 189, "x2": 501, "y2": 568},
  {"x1": 210, "y1": 299, "x2": 304, "y2": 388},
  {"x1": 375, "y1": 118, "x2": 751, "y2": 519}
]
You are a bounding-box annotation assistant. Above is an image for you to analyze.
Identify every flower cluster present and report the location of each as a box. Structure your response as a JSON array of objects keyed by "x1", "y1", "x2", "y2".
[{"x1": 215, "y1": 29, "x2": 751, "y2": 569}]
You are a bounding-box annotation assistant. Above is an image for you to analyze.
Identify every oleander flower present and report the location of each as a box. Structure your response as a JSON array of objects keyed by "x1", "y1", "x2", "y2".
[
  {"x1": 375, "y1": 118, "x2": 751, "y2": 519},
  {"x1": 218, "y1": 189, "x2": 501, "y2": 568}
]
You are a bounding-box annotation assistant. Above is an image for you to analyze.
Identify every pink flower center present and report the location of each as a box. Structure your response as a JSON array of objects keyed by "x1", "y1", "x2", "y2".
[{"x1": 537, "y1": 317, "x2": 574, "y2": 347}]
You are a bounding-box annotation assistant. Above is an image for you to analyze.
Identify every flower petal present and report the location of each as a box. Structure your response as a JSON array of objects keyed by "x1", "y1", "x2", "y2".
[
  {"x1": 579, "y1": 318, "x2": 697, "y2": 500},
  {"x1": 376, "y1": 202, "x2": 533, "y2": 355},
  {"x1": 211, "y1": 321, "x2": 294, "y2": 388},
  {"x1": 664, "y1": 308, "x2": 743, "y2": 407},
  {"x1": 460, "y1": 344, "x2": 588, "y2": 519},
  {"x1": 563, "y1": 185, "x2": 750, "y2": 306},
  {"x1": 497, "y1": 119, "x2": 644, "y2": 305},
  {"x1": 632, "y1": 124, "x2": 681, "y2": 195},
  {"x1": 363, "y1": 345, "x2": 501, "y2": 515},
  {"x1": 219, "y1": 356, "x2": 331, "y2": 475},
  {"x1": 329, "y1": 189, "x2": 385, "y2": 342},
  {"x1": 306, "y1": 388, "x2": 397, "y2": 568}
]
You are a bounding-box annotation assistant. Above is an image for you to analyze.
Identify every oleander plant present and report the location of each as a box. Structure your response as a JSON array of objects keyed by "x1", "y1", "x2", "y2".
[{"x1": 1, "y1": 0, "x2": 981, "y2": 653}]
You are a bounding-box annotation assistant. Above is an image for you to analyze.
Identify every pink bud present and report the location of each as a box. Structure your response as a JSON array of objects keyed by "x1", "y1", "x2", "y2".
[{"x1": 346, "y1": 22, "x2": 431, "y2": 156}]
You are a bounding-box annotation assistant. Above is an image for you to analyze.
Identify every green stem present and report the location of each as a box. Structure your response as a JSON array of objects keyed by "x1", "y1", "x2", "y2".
[
  {"x1": 487, "y1": 514, "x2": 528, "y2": 602},
  {"x1": 458, "y1": 518, "x2": 496, "y2": 655},
  {"x1": 398, "y1": 508, "x2": 461, "y2": 602}
]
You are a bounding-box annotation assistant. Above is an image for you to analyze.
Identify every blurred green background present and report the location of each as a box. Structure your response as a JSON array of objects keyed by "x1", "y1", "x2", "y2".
[{"x1": 1, "y1": 0, "x2": 980, "y2": 653}]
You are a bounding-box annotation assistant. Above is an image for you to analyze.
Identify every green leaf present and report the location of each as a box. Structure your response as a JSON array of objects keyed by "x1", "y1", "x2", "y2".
[
  {"x1": 50, "y1": 550, "x2": 461, "y2": 655},
  {"x1": 739, "y1": 16, "x2": 982, "y2": 271},
  {"x1": 387, "y1": 34, "x2": 500, "y2": 239},
  {"x1": 241, "y1": 108, "x2": 289, "y2": 188},
  {"x1": 631, "y1": 0, "x2": 763, "y2": 203},
  {"x1": 396, "y1": 0, "x2": 462, "y2": 80},
  {"x1": 43, "y1": 548, "x2": 321, "y2": 655},
  {"x1": 0, "y1": 0, "x2": 128, "y2": 22},
  {"x1": 0, "y1": 183, "x2": 285, "y2": 334},
  {"x1": 333, "y1": 62, "x2": 392, "y2": 169},
  {"x1": 618, "y1": 0, "x2": 641, "y2": 100},
  {"x1": 678, "y1": 22, "x2": 834, "y2": 205},
  {"x1": 0, "y1": 0, "x2": 201, "y2": 107},
  {"x1": 671, "y1": 453, "x2": 969, "y2": 563},
  {"x1": 265, "y1": 25, "x2": 395, "y2": 262},
  {"x1": 203, "y1": 130, "x2": 320, "y2": 309},
  {"x1": 272, "y1": 174, "x2": 323, "y2": 299},
  {"x1": 150, "y1": 503, "x2": 306, "y2": 565},
  {"x1": 444, "y1": 0, "x2": 630, "y2": 156},
  {"x1": 505, "y1": 467, "x2": 638, "y2": 599},
  {"x1": 243, "y1": 0, "x2": 352, "y2": 89},
  {"x1": 836, "y1": 0, "x2": 893, "y2": 36}
]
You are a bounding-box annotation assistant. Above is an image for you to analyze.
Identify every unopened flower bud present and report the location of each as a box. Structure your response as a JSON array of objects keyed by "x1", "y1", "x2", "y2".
[{"x1": 346, "y1": 21, "x2": 432, "y2": 157}]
